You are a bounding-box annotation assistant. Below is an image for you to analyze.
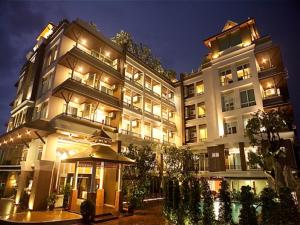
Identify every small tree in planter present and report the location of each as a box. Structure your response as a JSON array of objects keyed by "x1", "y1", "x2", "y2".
[
  {"x1": 47, "y1": 192, "x2": 58, "y2": 211},
  {"x1": 278, "y1": 187, "x2": 299, "y2": 225},
  {"x1": 19, "y1": 191, "x2": 30, "y2": 210},
  {"x1": 62, "y1": 183, "x2": 71, "y2": 209},
  {"x1": 80, "y1": 199, "x2": 95, "y2": 224},
  {"x1": 219, "y1": 179, "x2": 232, "y2": 224},
  {"x1": 202, "y1": 178, "x2": 215, "y2": 225},
  {"x1": 260, "y1": 187, "x2": 279, "y2": 225},
  {"x1": 239, "y1": 186, "x2": 257, "y2": 225}
]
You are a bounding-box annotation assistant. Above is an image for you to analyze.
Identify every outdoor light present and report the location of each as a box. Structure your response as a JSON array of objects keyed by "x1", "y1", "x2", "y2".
[
  {"x1": 104, "y1": 77, "x2": 108, "y2": 82},
  {"x1": 17, "y1": 134, "x2": 21, "y2": 138},
  {"x1": 69, "y1": 150, "x2": 76, "y2": 156},
  {"x1": 78, "y1": 66, "x2": 83, "y2": 72},
  {"x1": 10, "y1": 138, "x2": 13, "y2": 142},
  {"x1": 26, "y1": 130, "x2": 30, "y2": 135},
  {"x1": 262, "y1": 58, "x2": 267, "y2": 64},
  {"x1": 4, "y1": 140, "x2": 7, "y2": 144},
  {"x1": 74, "y1": 97, "x2": 79, "y2": 103},
  {"x1": 81, "y1": 39, "x2": 87, "y2": 45},
  {"x1": 105, "y1": 51, "x2": 110, "y2": 57}
]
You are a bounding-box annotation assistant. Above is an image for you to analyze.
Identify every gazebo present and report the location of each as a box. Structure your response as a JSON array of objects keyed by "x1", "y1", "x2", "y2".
[{"x1": 62, "y1": 140, "x2": 134, "y2": 213}]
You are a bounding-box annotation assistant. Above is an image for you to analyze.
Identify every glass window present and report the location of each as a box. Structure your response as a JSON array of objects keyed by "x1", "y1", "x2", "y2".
[
  {"x1": 240, "y1": 89, "x2": 256, "y2": 108},
  {"x1": 221, "y1": 92, "x2": 235, "y2": 112},
  {"x1": 196, "y1": 81, "x2": 204, "y2": 95},
  {"x1": 219, "y1": 69, "x2": 233, "y2": 86},
  {"x1": 40, "y1": 101, "x2": 48, "y2": 119},
  {"x1": 237, "y1": 63, "x2": 250, "y2": 80},
  {"x1": 185, "y1": 105, "x2": 195, "y2": 119},
  {"x1": 41, "y1": 72, "x2": 53, "y2": 95},
  {"x1": 184, "y1": 84, "x2": 194, "y2": 98},
  {"x1": 224, "y1": 121, "x2": 237, "y2": 135},
  {"x1": 199, "y1": 125, "x2": 207, "y2": 142},
  {"x1": 185, "y1": 126, "x2": 196, "y2": 143},
  {"x1": 197, "y1": 103, "x2": 206, "y2": 118}
]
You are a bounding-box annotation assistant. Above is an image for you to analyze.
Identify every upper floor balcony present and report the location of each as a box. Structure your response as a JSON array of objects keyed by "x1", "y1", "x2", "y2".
[{"x1": 53, "y1": 77, "x2": 122, "y2": 110}]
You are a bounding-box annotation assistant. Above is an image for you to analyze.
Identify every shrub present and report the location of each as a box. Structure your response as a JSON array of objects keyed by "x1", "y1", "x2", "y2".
[
  {"x1": 260, "y1": 187, "x2": 279, "y2": 225},
  {"x1": 80, "y1": 199, "x2": 95, "y2": 224},
  {"x1": 47, "y1": 192, "x2": 58, "y2": 211},
  {"x1": 202, "y1": 178, "x2": 215, "y2": 225},
  {"x1": 279, "y1": 187, "x2": 299, "y2": 225},
  {"x1": 239, "y1": 186, "x2": 257, "y2": 225},
  {"x1": 62, "y1": 183, "x2": 71, "y2": 209},
  {"x1": 189, "y1": 177, "x2": 201, "y2": 224},
  {"x1": 219, "y1": 179, "x2": 232, "y2": 224}
]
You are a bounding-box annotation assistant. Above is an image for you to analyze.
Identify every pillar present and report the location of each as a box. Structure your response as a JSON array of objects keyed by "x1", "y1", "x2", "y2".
[
  {"x1": 69, "y1": 161, "x2": 79, "y2": 211},
  {"x1": 114, "y1": 163, "x2": 122, "y2": 211},
  {"x1": 239, "y1": 142, "x2": 247, "y2": 171},
  {"x1": 87, "y1": 161, "x2": 96, "y2": 203},
  {"x1": 96, "y1": 162, "x2": 105, "y2": 207}
]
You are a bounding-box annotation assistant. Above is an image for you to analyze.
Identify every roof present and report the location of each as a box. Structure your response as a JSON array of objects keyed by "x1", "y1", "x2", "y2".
[{"x1": 62, "y1": 144, "x2": 135, "y2": 164}]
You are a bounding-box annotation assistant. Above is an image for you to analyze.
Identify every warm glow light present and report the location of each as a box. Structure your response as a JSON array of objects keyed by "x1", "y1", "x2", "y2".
[
  {"x1": 26, "y1": 130, "x2": 30, "y2": 135},
  {"x1": 243, "y1": 41, "x2": 251, "y2": 47},
  {"x1": 17, "y1": 134, "x2": 21, "y2": 138},
  {"x1": 105, "y1": 51, "x2": 110, "y2": 57},
  {"x1": 81, "y1": 39, "x2": 87, "y2": 45},
  {"x1": 74, "y1": 97, "x2": 78, "y2": 103},
  {"x1": 267, "y1": 82, "x2": 272, "y2": 88},
  {"x1": 104, "y1": 77, "x2": 108, "y2": 82},
  {"x1": 212, "y1": 53, "x2": 219, "y2": 59},
  {"x1": 262, "y1": 58, "x2": 267, "y2": 64},
  {"x1": 100, "y1": 106, "x2": 104, "y2": 111},
  {"x1": 78, "y1": 66, "x2": 83, "y2": 72},
  {"x1": 10, "y1": 138, "x2": 13, "y2": 142},
  {"x1": 4, "y1": 140, "x2": 7, "y2": 144},
  {"x1": 69, "y1": 150, "x2": 76, "y2": 156}
]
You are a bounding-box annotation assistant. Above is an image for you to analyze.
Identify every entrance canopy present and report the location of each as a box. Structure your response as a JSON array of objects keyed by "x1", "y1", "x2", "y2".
[{"x1": 62, "y1": 144, "x2": 135, "y2": 164}]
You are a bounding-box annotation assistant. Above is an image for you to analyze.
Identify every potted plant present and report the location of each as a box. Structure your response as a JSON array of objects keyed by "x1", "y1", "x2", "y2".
[
  {"x1": 62, "y1": 183, "x2": 71, "y2": 209},
  {"x1": 47, "y1": 192, "x2": 57, "y2": 211},
  {"x1": 80, "y1": 199, "x2": 95, "y2": 224}
]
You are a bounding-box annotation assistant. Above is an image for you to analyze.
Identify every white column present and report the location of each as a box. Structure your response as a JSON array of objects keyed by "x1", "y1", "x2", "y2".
[
  {"x1": 90, "y1": 162, "x2": 96, "y2": 193},
  {"x1": 117, "y1": 163, "x2": 122, "y2": 192},
  {"x1": 99, "y1": 162, "x2": 104, "y2": 189}
]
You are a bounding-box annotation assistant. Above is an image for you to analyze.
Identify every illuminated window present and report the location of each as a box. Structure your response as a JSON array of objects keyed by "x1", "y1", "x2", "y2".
[
  {"x1": 219, "y1": 69, "x2": 233, "y2": 86},
  {"x1": 237, "y1": 63, "x2": 250, "y2": 80},
  {"x1": 240, "y1": 89, "x2": 256, "y2": 108},
  {"x1": 212, "y1": 152, "x2": 219, "y2": 158},
  {"x1": 197, "y1": 103, "x2": 206, "y2": 118},
  {"x1": 221, "y1": 91, "x2": 234, "y2": 112},
  {"x1": 196, "y1": 81, "x2": 204, "y2": 95},
  {"x1": 198, "y1": 125, "x2": 207, "y2": 142},
  {"x1": 224, "y1": 121, "x2": 237, "y2": 135}
]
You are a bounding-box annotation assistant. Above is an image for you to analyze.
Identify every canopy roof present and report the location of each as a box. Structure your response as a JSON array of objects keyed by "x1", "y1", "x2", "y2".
[{"x1": 62, "y1": 144, "x2": 135, "y2": 164}]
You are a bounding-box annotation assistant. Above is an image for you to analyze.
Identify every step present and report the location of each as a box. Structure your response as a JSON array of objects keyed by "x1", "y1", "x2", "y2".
[{"x1": 93, "y1": 213, "x2": 118, "y2": 223}]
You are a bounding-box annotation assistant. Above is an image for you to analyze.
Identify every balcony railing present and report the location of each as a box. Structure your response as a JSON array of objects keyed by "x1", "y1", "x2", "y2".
[
  {"x1": 185, "y1": 115, "x2": 196, "y2": 120},
  {"x1": 226, "y1": 165, "x2": 242, "y2": 170},
  {"x1": 76, "y1": 45, "x2": 119, "y2": 72},
  {"x1": 59, "y1": 112, "x2": 117, "y2": 131},
  {"x1": 263, "y1": 95, "x2": 285, "y2": 107},
  {"x1": 123, "y1": 102, "x2": 142, "y2": 114},
  {"x1": 120, "y1": 129, "x2": 141, "y2": 138},
  {"x1": 124, "y1": 76, "x2": 143, "y2": 89},
  {"x1": 144, "y1": 111, "x2": 161, "y2": 121}
]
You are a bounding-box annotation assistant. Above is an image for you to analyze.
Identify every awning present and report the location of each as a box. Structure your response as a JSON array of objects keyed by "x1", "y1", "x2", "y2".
[{"x1": 62, "y1": 144, "x2": 135, "y2": 164}]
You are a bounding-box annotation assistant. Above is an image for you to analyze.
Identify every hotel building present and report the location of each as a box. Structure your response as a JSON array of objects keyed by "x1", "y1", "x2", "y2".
[{"x1": 0, "y1": 18, "x2": 297, "y2": 211}]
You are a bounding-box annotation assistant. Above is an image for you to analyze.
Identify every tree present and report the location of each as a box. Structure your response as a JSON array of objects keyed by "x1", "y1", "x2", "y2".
[
  {"x1": 278, "y1": 187, "x2": 299, "y2": 225},
  {"x1": 246, "y1": 110, "x2": 290, "y2": 190},
  {"x1": 202, "y1": 178, "x2": 215, "y2": 225},
  {"x1": 218, "y1": 179, "x2": 232, "y2": 224},
  {"x1": 189, "y1": 177, "x2": 201, "y2": 224},
  {"x1": 239, "y1": 186, "x2": 257, "y2": 225},
  {"x1": 122, "y1": 143, "x2": 156, "y2": 208},
  {"x1": 260, "y1": 187, "x2": 279, "y2": 225}
]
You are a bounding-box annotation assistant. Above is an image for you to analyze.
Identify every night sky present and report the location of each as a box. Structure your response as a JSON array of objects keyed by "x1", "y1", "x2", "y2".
[{"x1": 0, "y1": 0, "x2": 299, "y2": 134}]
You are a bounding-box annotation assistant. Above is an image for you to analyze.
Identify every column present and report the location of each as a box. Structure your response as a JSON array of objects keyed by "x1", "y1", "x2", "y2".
[
  {"x1": 96, "y1": 162, "x2": 105, "y2": 207},
  {"x1": 114, "y1": 163, "x2": 122, "y2": 211},
  {"x1": 239, "y1": 142, "x2": 247, "y2": 171},
  {"x1": 88, "y1": 162, "x2": 97, "y2": 203},
  {"x1": 70, "y1": 161, "x2": 79, "y2": 211}
]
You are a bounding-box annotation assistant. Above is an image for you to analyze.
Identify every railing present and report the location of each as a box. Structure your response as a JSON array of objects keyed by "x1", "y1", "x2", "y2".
[
  {"x1": 263, "y1": 95, "x2": 285, "y2": 107},
  {"x1": 76, "y1": 45, "x2": 119, "y2": 72},
  {"x1": 123, "y1": 102, "x2": 142, "y2": 114},
  {"x1": 60, "y1": 112, "x2": 117, "y2": 131},
  {"x1": 186, "y1": 137, "x2": 197, "y2": 144},
  {"x1": 185, "y1": 115, "x2": 196, "y2": 120},
  {"x1": 120, "y1": 129, "x2": 141, "y2": 138},
  {"x1": 124, "y1": 76, "x2": 143, "y2": 89},
  {"x1": 144, "y1": 111, "x2": 161, "y2": 121},
  {"x1": 226, "y1": 165, "x2": 242, "y2": 170}
]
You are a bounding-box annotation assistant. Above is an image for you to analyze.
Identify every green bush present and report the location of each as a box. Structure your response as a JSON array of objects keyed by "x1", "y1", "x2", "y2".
[
  {"x1": 202, "y1": 178, "x2": 215, "y2": 225},
  {"x1": 80, "y1": 199, "x2": 95, "y2": 224},
  {"x1": 260, "y1": 187, "x2": 279, "y2": 225},
  {"x1": 239, "y1": 186, "x2": 257, "y2": 225},
  {"x1": 219, "y1": 179, "x2": 232, "y2": 224},
  {"x1": 62, "y1": 183, "x2": 71, "y2": 209},
  {"x1": 279, "y1": 187, "x2": 299, "y2": 225}
]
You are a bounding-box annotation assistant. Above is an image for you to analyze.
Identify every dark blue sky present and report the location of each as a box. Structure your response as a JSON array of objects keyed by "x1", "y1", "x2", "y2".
[{"x1": 0, "y1": 0, "x2": 299, "y2": 134}]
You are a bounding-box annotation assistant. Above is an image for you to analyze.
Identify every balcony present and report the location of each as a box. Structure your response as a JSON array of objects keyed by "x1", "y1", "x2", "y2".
[
  {"x1": 144, "y1": 111, "x2": 161, "y2": 121},
  {"x1": 186, "y1": 137, "x2": 197, "y2": 144},
  {"x1": 263, "y1": 95, "x2": 286, "y2": 107},
  {"x1": 120, "y1": 129, "x2": 141, "y2": 138},
  {"x1": 123, "y1": 102, "x2": 142, "y2": 114},
  {"x1": 125, "y1": 76, "x2": 143, "y2": 90},
  {"x1": 226, "y1": 165, "x2": 242, "y2": 170},
  {"x1": 55, "y1": 112, "x2": 117, "y2": 132},
  {"x1": 162, "y1": 118, "x2": 176, "y2": 128},
  {"x1": 258, "y1": 66, "x2": 280, "y2": 79},
  {"x1": 185, "y1": 115, "x2": 196, "y2": 120},
  {"x1": 53, "y1": 78, "x2": 121, "y2": 109},
  {"x1": 68, "y1": 47, "x2": 122, "y2": 80}
]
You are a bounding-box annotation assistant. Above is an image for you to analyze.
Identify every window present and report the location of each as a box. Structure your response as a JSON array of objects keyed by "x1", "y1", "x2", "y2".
[
  {"x1": 37, "y1": 146, "x2": 43, "y2": 160},
  {"x1": 212, "y1": 152, "x2": 219, "y2": 158},
  {"x1": 226, "y1": 152, "x2": 241, "y2": 170},
  {"x1": 185, "y1": 105, "x2": 195, "y2": 119},
  {"x1": 224, "y1": 121, "x2": 237, "y2": 135},
  {"x1": 243, "y1": 115, "x2": 252, "y2": 131},
  {"x1": 240, "y1": 89, "x2": 256, "y2": 108},
  {"x1": 199, "y1": 125, "x2": 207, "y2": 142},
  {"x1": 185, "y1": 126, "x2": 196, "y2": 143},
  {"x1": 63, "y1": 104, "x2": 78, "y2": 116},
  {"x1": 196, "y1": 81, "x2": 204, "y2": 95},
  {"x1": 237, "y1": 63, "x2": 250, "y2": 80},
  {"x1": 45, "y1": 45, "x2": 58, "y2": 67},
  {"x1": 197, "y1": 103, "x2": 206, "y2": 118},
  {"x1": 40, "y1": 101, "x2": 48, "y2": 119},
  {"x1": 198, "y1": 153, "x2": 208, "y2": 171},
  {"x1": 221, "y1": 92, "x2": 235, "y2": 112},
  {"x1": 184, "y1": 84, "x2": 194, "y2": 98},
  {"x1": 219, "y1": 69, "x2": 233, "y2": 86},
  {"x1": 41, "y1": 72, "x2": 53, "y2": 95}
]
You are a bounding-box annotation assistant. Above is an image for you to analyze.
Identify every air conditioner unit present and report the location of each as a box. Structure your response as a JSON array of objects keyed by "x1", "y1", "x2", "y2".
[{"x1": 108, "y1": 112, "x2": 116, "y2": 119}]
